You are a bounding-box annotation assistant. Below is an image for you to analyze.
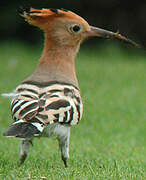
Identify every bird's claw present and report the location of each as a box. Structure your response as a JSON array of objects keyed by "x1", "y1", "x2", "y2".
[{"x1": 62, "y1": 156, "x2": 68, "y2": 168}]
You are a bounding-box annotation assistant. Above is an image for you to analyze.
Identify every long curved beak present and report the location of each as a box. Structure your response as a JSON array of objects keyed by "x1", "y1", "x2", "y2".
[{"x1": 88, "y1": 26, "x2": 140, "y2": 48}]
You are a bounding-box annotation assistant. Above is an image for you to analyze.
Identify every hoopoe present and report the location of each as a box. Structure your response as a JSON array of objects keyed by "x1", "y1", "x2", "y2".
[{"x1": 3, "y1": 8, "x2": 139, "y2": 167}]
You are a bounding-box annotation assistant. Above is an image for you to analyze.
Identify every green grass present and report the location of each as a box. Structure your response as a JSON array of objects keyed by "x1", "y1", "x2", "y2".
[{"x1": 0, "y1": 42, "x2": 145, "y2": 180}]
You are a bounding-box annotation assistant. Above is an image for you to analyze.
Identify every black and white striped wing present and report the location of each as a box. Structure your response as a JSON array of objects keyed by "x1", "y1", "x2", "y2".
[
  {"x1": 11, "y1": 82, "x2": 83, "y2": 126},
  {"x1": 11, "y1": 84, "x2": 40, "y2": 122}
]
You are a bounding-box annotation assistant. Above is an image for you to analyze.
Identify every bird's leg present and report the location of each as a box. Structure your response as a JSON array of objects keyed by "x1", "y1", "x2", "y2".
[
  {"x1": 58, "y1": 131, "x2": 70, "y2": 168},
  {"x1": 19, "y1": 139, "x2": 32, "y2": 165}
]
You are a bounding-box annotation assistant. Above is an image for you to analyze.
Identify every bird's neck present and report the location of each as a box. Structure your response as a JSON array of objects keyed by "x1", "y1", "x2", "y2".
[{"x1": 32, "y1": 33, "x2": 80, "y2": 87}]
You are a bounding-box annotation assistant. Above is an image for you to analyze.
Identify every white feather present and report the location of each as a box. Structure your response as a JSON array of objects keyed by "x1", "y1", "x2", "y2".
[
  {"x1": 13, "y1": 119, "x2": 25, "y2": 124},
  {"x1": 31, "y1": 122, "x2": 44, "y2": 132},
  {"x1": 1, "y1": 91, "x2": 17, "y2": 98}
]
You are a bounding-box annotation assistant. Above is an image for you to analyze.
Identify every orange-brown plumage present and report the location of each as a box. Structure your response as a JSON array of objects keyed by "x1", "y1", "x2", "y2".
[{"x1": 23, "y1": 8, "x2": 92, "y2": 87}]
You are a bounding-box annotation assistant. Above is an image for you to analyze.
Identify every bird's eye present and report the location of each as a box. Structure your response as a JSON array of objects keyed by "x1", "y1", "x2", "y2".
[
  {"x1": 72, "y1": 25, "x2": 81, "y2": 32},
  {"x1": 69, "y1": 25, "x2": 82, "y2": 34}
]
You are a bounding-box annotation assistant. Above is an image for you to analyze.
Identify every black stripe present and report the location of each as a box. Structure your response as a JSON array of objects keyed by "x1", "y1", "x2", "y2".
[
  {"x1": 13, "y1": 117, "x2": 17, "y2": 121},
  {"x1": 29, "y1": 11, "x2": 40, "y2": 14},
  {"x1": 12, "y1": 101, "x2": 29, "y2": 116},
  {"x1": 54, "y1": 114, "x2": 59, "y2": 120},
  {"x1": 63, "y1": 111, "x2": 68, "y2": 122},
  {"x1": 49, "y1": 89, "x2": 62, "y2": 93},
  {"x1": 68, "y1": 107, "x2": 74, "y2": 123},
  {"x1": 75, "y1": 96, "x2": 81, "y2": 103},
  {"x1": 11, "y1": 100, "x2": 19, "y2": 111},
  {"x1": 50, "y1": 8, "x2": 58, "y2": 14},
  {"x1": 19, "y1": 102, "x2": 38, "y2": 117},
  {"x1": 37, "y1": 113, "x2": 48, "y2": 120},
  {"x1": 21, "y1": 80, "x2": 79, "y2": 90},
  {"x1": 76, "y1": 104, "x2": 81, "y2": 121},
  {"x1": 23, "y1": 111, "x2": 36, "y2": 120},
  {"x1": 21, "y1": 94, "x2": 35, "y2": 99},
  {"x1": 49, "y1": 95, "x2": 59, "y2": 98},
  {"x1": 17, "y1": 88, "x2": 38, "y2": 94},
  {"x1": 46, "y1": 100, "x2": 70, "y2": 110}
]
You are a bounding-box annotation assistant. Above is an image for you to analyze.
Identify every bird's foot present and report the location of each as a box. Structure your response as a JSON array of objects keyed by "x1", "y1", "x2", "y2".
[
  {"x1": 19, "y1": 153, "x2": 27, "y2": 166},
  {"x1": 62, "y1": 156, "x2": 68, "y2": 168}
]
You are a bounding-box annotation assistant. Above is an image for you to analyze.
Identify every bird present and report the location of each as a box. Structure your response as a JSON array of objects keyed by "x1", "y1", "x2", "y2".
[{"x1": 3, "y1": 8, "x2": 139, "y2": 167}]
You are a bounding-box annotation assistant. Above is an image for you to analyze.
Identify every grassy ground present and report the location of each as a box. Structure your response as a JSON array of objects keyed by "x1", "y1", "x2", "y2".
[{"x1": 0, "y1": 42, "x2": 145, "y2": 180}]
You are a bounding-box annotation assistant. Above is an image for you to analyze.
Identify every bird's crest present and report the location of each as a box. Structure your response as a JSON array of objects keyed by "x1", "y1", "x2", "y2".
[
  {"x1": 21, "y1": 8, "x2": 65, "y2": 24},
  {"x1": 20, "y1": 7, "x2": 88, "y2": 30},
  {"x1": 24, "y1": 8, "x2": 68, "y2": 17}
]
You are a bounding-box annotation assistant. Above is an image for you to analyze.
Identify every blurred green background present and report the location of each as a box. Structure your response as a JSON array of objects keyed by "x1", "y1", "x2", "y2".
[{"x1": 1, "y1": 0, "x2": 146, "y2": 45}]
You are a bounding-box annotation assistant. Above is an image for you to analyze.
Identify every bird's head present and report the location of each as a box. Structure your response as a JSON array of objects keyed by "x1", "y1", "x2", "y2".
[{"x1": 22, "y1": 8, "x2": 139, "y2": 48}]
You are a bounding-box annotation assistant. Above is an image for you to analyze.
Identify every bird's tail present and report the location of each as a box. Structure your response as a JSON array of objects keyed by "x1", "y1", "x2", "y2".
[{"x1": 3, "y1": 119, "x2": 45, "y2": 138}]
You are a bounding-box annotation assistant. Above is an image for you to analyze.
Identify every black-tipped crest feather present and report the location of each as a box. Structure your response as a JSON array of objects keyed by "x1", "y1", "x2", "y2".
[
  {"x1": 49, "y1": 8, "x2": 58, "y2": 14},
  {"x1": 17, "y1": 6, "x2": 30, "y2": 15}
]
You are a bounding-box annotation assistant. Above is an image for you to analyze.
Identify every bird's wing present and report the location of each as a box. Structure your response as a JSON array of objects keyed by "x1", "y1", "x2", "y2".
[
  {"x1": 11, "y1": 82, "x2": 83, "y2": 126},
  {"x1": 11, "y1": 83, "x2": 40, "y2": 123}
]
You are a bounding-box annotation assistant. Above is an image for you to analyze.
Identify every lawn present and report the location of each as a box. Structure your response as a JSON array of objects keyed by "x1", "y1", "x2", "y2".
[{"x1": 0, "y1": 41, "x2": 145, "y2": 180}]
